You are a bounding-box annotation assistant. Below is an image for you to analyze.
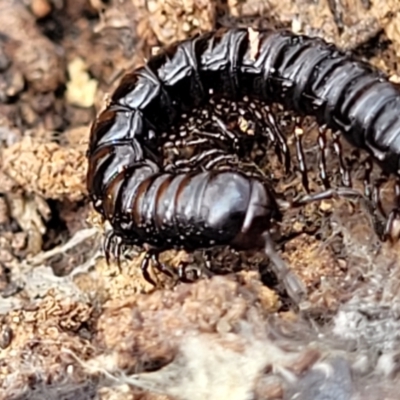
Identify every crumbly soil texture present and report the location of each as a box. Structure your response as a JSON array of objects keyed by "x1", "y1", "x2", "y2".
[{"x1": 1, "y1": 0, "x2": 400, "y2": 399}]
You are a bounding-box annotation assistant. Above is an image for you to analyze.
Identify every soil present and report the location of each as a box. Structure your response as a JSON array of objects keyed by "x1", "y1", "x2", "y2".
[{"x1": 1, "y1": 0, "x2": 400, "y2": 399}]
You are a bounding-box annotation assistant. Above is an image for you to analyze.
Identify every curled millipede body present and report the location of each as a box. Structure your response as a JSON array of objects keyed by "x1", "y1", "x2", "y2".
[{"x1": 87, "y1": 27, "x2": 400, "y2": 304}]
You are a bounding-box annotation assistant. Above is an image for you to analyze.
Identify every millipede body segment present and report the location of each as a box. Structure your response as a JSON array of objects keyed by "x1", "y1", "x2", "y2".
[{"x1": 87, "y1": 27, "x2": 400, "y2": 304}]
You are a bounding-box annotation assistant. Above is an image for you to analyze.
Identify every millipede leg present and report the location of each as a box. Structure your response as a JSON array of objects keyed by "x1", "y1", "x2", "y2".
[
  {"x1": 332, "y1": 132, "x2": 351, "y2": 187},
  {"x1": 264, "y1": 108, "x2": 290, "y2": 173},
  {"x1": 103, "y1": 230, "x2": 122, "y2": 271},
  {"x1": 291, "y1": 186, "x2": 387, "y2": 237},
  {"x1": 204, "y1": 154, "x2": 237, "y2": 169},
  {"x1": 177, "y1": 263, "x2": 204, "y2": 283},
  {"x1": 291, "y1": 186, "x2": 364, "y2": 207},
  {"x1": 114, "y1": 239, "x2": 123, "y2": 271},
  {"x1": 165, "y1": 116, "x2": 244, "y2": 172},
  {"x1": 202, "y1": 250, "x2": 215, "y2": 276},
  {"x1": 171, "y1": 148, "x2": 228, "y2": 170},
  {"x1": 383, "y1": 180, "x2": 400, "y2": 241},
  {"x1": 263, "y1": 231, "x2": 307, "y2": 305},
  {"x1": 163, "y1": 136, "x2": 209, "y2": 151},
  {"x1": 140, "y1": 249, "x2": 176, "y2": 286},
  {"x1": 395, "y1": 180, "x2": 400, "y2": 209},
  {"x1": 372, "y1": 178, "x2": 387, "y2": 218},
  {"x1": 150, "y1": 252, "x2": 176, "y2": 278},
  {"x1": 178, "y1": 137, "x2": 209, "y2": 147},
  {"x1": 317, "y1": 126, "x2": 330, "y2": 189},
  {"x1": 140, "y1": 249, "x2": 177, "y2": 286},
  {"x1": 103, "y1": 230, "x2": 115, "y2": 265},
  {"x1": 383, "y1": 209, "x2": 400, "y2": 241},
  {"x1": 190, "y1": 116, "x2": 241, "y2": 153},
  {"x1": 177, "y1": 250, "x2": 215, "y2": 282},
  {"x1": 294, "y1": 119, "x2": 309, "y2": 193},
  {"x1": 140, "y1": 251, "x2": 157, "y2": 286},
  {"x1": 213, "y1": 117, "x2": 241, "y2": 151},
  {"x1": 165, "y1": 149, "x2": 225, "y2": 172},
  {"x1": 262, "y1": 109, "x2": 277, "y2": 144},
  {"x1": 363, "y1": 157, "x2": 373, "y2": 198},
  {"x1": 187, "y1": 133, "x2": 221, "y2": 144}
]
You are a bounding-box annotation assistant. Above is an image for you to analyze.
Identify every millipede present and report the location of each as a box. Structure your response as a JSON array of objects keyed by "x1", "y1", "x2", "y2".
[{"x1": 86, "y1": 27, "x2": 400, "y2": 305}]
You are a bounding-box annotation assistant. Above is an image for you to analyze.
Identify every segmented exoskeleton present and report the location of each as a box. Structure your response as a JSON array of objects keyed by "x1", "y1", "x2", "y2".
[{"x1": 87, "y1": 27, "x2": 400, "y2": 304}]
